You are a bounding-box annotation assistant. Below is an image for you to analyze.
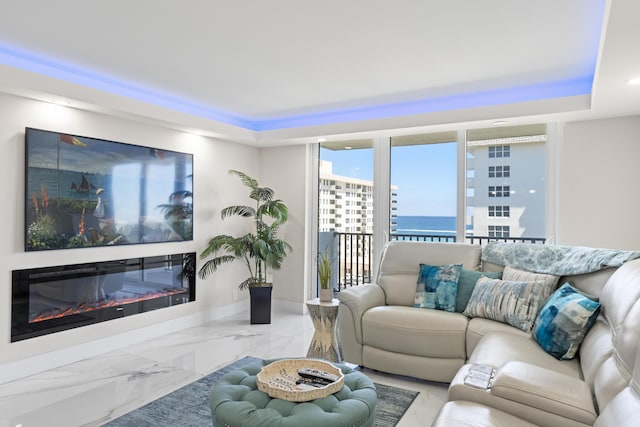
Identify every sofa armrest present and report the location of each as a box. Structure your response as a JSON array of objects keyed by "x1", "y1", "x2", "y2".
[
  {"x1": 337, "y1": 284, "x2": 385, "y2": 365},
  {"x1": 491, "y1": 361, "x2": 596, "y2": 425},
  {"x1": 338, "y1": 284, "x2": 385, "y2": 342}
]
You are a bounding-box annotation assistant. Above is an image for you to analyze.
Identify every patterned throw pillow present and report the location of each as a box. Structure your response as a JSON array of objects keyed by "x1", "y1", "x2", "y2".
[
  {"x1": 414, "y1": 263, "x2": 462, "y2": 312},
  {"x1": 455, "y1": 269, "x2": 503, "y2": 313},
  {"x1": 532, "y1": 283, "x2": 601, "y2": 360},
  {"x1": 463, "y1": 276, "x2": 548, "y2": 332},
  {"x1": 502, "y1": 266, "x2": 560, "y2": 301}
]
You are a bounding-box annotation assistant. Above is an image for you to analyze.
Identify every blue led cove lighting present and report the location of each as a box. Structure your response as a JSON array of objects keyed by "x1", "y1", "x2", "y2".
[
  {"x1": 0, "y1": 39, "x2": 597, "y2": 132},
  {"x1": 0, "y1": 44, "x2": 255, "y2": 130},
  {"x1": 253, "y1": 77, "x2": 593, "y2": 131}
]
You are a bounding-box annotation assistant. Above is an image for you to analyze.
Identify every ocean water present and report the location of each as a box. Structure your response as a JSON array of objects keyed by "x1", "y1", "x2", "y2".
[{"x1": 393, "y1": 215, "x2": 456, "y2": 237}]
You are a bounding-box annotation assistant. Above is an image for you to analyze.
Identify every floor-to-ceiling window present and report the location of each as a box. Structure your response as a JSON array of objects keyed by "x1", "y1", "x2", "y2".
[
  {"x1": 318, "y1": 140, "x2": 374, "y2": 290},
  {"x1": 315, "y1": 123, "x2": 550, "y2": 292},
  {"x1": 465, "y1": 124, "x2": 547, "y2": 244},
  {"x1": 390, "y1": 132, "x2": 458, "y2": 242}
]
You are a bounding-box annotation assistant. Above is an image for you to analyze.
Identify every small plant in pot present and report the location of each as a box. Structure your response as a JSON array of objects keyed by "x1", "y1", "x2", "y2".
[
  {"x1": 198, "y1": 170, "x2": 291, "y2": 324},
  {"x1": 318, "y1": 246, "x2": 334, "y2": 302}
]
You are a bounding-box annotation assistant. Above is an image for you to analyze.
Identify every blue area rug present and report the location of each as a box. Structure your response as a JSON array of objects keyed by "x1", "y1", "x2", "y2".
[{"x1": 104, "y1": 356, "x2": 419, "y2": 427}]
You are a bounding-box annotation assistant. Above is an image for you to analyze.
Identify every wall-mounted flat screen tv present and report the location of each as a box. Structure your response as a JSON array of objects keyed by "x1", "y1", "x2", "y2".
[{"x1": 25, "y1": 127, "x2": 193, "y2": 251}]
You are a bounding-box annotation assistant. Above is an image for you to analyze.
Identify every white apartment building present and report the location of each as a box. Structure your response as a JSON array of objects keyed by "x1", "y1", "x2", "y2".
[
  {"x1": 318, "y1": 159, "x2": 399, "y2": 285},
  {"x1": 318, "y1": 160, "x2": 376, "y2": 233},
  {"x1": 319, "y1": 159, "x2": 399, "y2": 233},
  {"x1": 466, "y1": 130, "x2": 547, "y2": 239}
]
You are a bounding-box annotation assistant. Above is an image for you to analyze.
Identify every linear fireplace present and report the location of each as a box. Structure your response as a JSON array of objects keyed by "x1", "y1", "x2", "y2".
[{"x1": 11, "y1": 253, "x2": 195, "y2": 342}]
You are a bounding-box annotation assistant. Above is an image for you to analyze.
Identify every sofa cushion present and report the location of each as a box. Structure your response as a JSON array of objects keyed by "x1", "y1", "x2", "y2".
[
  {"x1": 532, "y1": 283, "x2": 601, "y2": 360},
  {"x1": 463, "y1": 276, "x2": 548, "y2": 332},
  {"x1": 466, "y1": 317, "x2": 530, "y2": 355},
  {"x1": 455, "y1": 268, "x2": 503, "y2": 312},
  {"x1": 414, "y1": 263, "x2": 462, "y2": 312},
  {"x1": 362, "y1": 305, "x2": 467, "y2": 359},
  {"x1": 491, "y1": 361, "x2": 597, "y2": 425},
  {"x1": 469, "y1": 332, "x2": 582, "y2": 379},
  {"x1": 377, "y1": 241, "x2": 482, "y2": 307}
]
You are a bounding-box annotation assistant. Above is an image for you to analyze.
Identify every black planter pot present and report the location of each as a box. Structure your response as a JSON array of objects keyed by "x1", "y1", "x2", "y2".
[{"x1": 249, "y1": 286, "x2": 272, "y2": 324}]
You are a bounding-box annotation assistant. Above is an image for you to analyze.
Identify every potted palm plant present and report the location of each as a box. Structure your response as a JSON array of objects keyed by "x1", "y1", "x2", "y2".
[
  {"x1": 198, "y1": 170, "x2": 291, "y2": 324},
  {"x1": 318, "y1": 245, "x2": 334, "y2": 302}
]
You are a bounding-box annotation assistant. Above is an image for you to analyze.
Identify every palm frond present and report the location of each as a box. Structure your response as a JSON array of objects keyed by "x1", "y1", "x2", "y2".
[
  {"x1": 221, "y1": 205, "x2": 255, "y2": 219},
  {"x1": 229, "y1": 170, "x2": 258, "y2": 190},
  {"x1": 250, "y1": 187, "x2": 274, "y2": 203},
  {"x1": 200, "y1": 235, "x2": 234, "y2": 259},
  {"x1": 198, "y1": 255, "x2": 236, "y2": 279},
  {"x1": 257, "y1": 199, "x2": 288, "y2": 224}
]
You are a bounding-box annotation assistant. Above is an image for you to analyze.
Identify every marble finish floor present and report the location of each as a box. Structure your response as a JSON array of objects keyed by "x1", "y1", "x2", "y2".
[{"x1": 0, "y1": 311, "x2": 448, "y2": 427}]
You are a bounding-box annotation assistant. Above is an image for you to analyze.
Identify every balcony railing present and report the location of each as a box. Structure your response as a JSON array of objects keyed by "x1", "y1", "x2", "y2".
[
  {"x1": 323, "y1": 232, "x2": 545, "y2": 291},
  {"x1": 335, "y1": 232, "x2": 373, "y2": 288}
]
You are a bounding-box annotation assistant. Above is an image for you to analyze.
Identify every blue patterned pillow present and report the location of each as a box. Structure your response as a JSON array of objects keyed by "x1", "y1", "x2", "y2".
[
  {"x1": 414, "y1": 263, "x2": 462, "y2": 312},
  {"x1": 463, "y1": 277, "x2": 547, "y2": 332},
  {"x1": 532, "y1": 283, "x2": 601, "y2": 360}
]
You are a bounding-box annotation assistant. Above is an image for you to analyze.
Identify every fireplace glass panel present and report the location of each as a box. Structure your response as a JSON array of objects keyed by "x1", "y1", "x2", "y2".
[{"x1": 12, "y1": 253, "x2": 195, "y2": 342}]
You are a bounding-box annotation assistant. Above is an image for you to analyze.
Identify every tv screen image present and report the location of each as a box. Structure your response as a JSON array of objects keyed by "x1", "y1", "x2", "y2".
[{"x1": 25, "y1": 127, "x2": 193, "y2": 251}]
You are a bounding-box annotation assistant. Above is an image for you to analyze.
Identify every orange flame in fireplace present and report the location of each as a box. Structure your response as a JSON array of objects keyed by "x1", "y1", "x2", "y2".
[{"x1": 30, "y1": 288, "x2": 189, "y2": 323}]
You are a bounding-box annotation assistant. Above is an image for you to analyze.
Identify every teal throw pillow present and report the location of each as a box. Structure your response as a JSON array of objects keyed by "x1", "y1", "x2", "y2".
[
  {"x1": 463, "y1": 276, "x2": 547, "y2": 332},
  {"x1": 414, "y1": 263, "x2": 462, "y2": 312},
  {"x1": 456, "y1": 269, "x2": 503, "y2": 312},
  {"x1": 532, "y1": 283, "x2": 601, "y2": 360}
]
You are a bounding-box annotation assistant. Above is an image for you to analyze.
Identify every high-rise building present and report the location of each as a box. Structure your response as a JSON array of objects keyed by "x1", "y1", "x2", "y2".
[
  {"x1": 318, "y1": 160, "x2": 375, "y2": 233},
  {"x1": 318, "y1": 160, "x2": 398, "y2": 285},
  {"x1": 466, "y1": 129, "x2": 547, "y2": 239}
]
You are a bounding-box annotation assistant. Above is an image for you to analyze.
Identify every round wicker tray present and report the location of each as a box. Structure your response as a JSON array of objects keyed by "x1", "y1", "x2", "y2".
[{"x1": 256, "y1": 359, "x2": 345, "y2": 402}]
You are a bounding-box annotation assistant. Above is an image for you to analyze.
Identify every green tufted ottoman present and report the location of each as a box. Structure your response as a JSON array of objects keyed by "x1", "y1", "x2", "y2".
[{"x1": 209, "y1": 360, "x2": 377, "y2": 427}]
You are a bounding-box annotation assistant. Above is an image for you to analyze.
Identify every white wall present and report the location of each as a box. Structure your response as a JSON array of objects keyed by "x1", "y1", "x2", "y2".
[
  {"x1": 259, "y1": 145, "x2": 309, "y2": 307},
  {"x1": 558, "y1": 116, "x2": 640, "y2": 249},
  {"x1": 0, "y1": 93, "x2": 275, "y2": 381}
]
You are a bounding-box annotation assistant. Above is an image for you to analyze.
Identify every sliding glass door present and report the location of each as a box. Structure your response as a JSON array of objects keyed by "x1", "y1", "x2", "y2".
[{"x1": 318, "y1": 140, "x2": 374, "y2": 290}]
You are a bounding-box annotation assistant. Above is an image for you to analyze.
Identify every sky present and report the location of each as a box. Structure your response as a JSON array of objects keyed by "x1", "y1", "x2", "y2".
[{"x1": 320, "y1": 142, "x2": 457, "y2": 216}]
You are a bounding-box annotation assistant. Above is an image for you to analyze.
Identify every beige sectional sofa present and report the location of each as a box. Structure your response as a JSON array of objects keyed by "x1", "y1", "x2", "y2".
[{"x1": 337, "y1": 240, "x2": 640, "y2": 426}]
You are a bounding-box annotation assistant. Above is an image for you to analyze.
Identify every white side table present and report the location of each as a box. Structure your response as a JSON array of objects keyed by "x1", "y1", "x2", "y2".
[{"x1": 306, "y1": 298, "x2": 343, "y2": 362}]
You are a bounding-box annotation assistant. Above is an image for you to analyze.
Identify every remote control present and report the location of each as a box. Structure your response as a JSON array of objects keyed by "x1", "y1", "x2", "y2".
[
  {"x1": 297, "y1": 368, "x2": 339, "y2": 383},
  {"x1": 297, "y1": 376, "x2": 333, "y2": 386},
  {"x1": 296, "y1": 378, "x2": 327, "y2": 388},
  {"x1": 295, "y1": 381, "x2": 322, "y2": 391},
  {"x1": 296, "y1": 377, "x2": 333, "y2": 387}
]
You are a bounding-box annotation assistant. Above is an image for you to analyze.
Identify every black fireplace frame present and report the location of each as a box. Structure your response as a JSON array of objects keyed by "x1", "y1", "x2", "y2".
[{"x1": 11, "y1": 252, "x2": 195, "y2": 342}]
